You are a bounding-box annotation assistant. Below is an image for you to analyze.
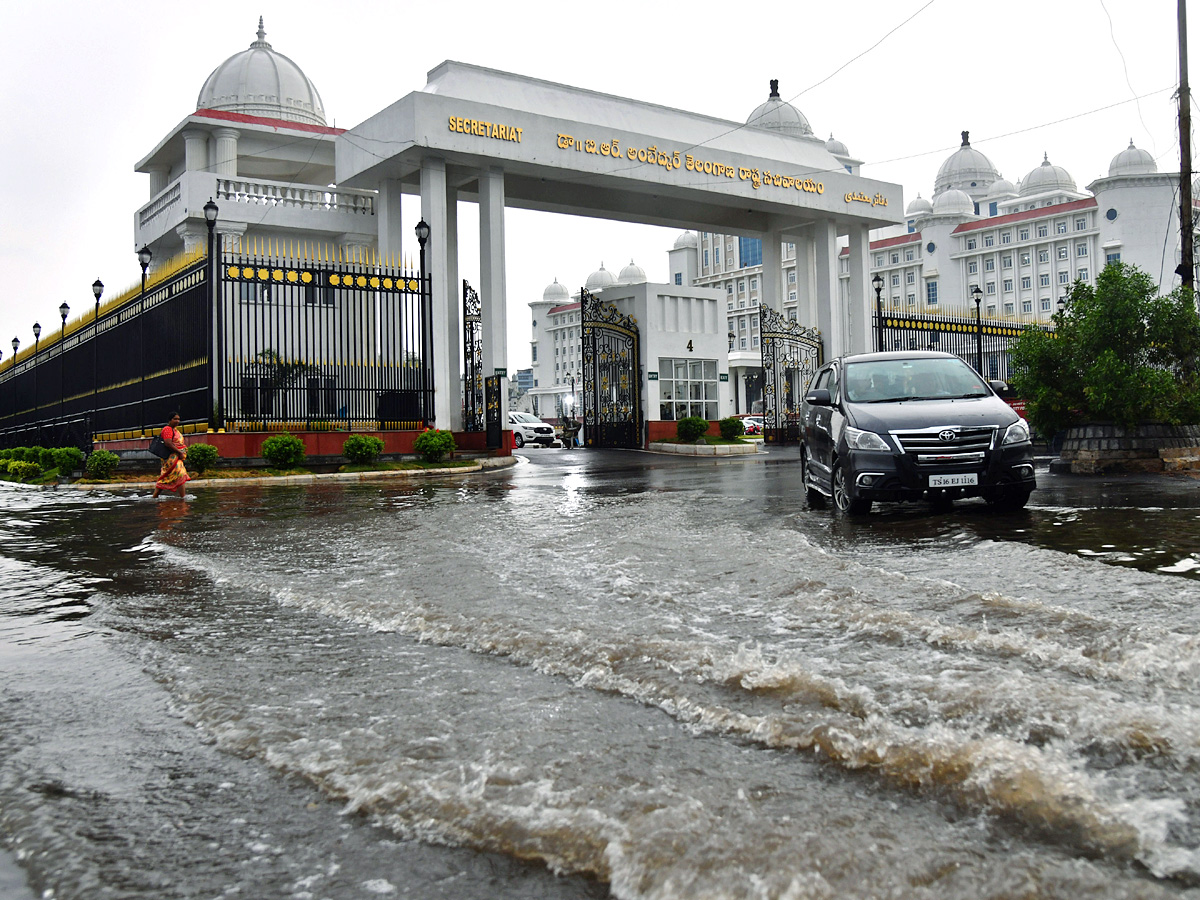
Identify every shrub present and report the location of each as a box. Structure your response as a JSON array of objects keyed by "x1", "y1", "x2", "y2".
[
  {"x1": 9, "y1": 447, "x2": 29, "y2": 462},
  {"x1": 37, "y1": 447, "x2": 56, "y2": 470},
  {"x1": 0, "y1": 460, "x2": 9, "y2": 475},
  {"x1": 52, "y1": 447, "x2": 85, "y2": 474},
  {"x1": 188, "y1": 443, "x2": 220, "y2": 474},
  {"x1": 6, "y1": 461, "x2": 41, "y2": 482},
  {"x1": 718, "y1": 416, "x2": 745, "y2": 440},
  {"x1": 412, "y1": 428, "x2": 456, "y2": 463},
  {"x1": 676, "y1": 416, "x2": 710, "y2": 442},
  {"x1": 0, "y1": 449, "x2": 10, "y2": 461},
  {"x1": 85, "y1": 450, "x2": 120, "y2": 480},
  {"x1": 261, "y1": 433, "x2": 306, "y2": 469},
  {"x1": 343, "y1": 435, "x2": 385, "y2": 464}
]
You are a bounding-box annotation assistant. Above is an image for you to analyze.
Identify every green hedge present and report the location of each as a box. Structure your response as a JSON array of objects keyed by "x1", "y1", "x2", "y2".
[
  {"x1": 676, "y1": 417, "x2": 710, "y2": 442},
  {"x1": 342, "y1": 435, "x2": 385, "y2": 464},
  {"x1": 261, "y1": 433, "x2": 306, "y2": 468}
]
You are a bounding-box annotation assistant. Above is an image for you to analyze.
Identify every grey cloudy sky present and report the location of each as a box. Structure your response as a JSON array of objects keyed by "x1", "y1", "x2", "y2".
[{"x1": 0, "y1": 0, "x2": 1187, "y2": 369}]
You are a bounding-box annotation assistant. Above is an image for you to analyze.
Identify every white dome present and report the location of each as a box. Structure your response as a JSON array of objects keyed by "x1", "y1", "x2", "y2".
[
  {"x1": 673, "y1": 230, "x2": 698, "y2": 250},
  {"x1": 1020, "y1": 154, "x2": 1076, "y2": 196},
  {"x1": 932, "y1": 188, "x2": 976, "y2": 217},
  {"x1": 542, "y1": 278, "x2": 569, "y2": 303},
  {"x1": 1108, "y1": 140, "x2": 1157, "y2": 176},
  {"x1": 745, "y1": 79, "x2": 813, "y2": 139},
  {"x1": 825, "y1": 133, "x2": 850, "y2": 156},
  {"x1": 585, "y1": 263, "x2": 616, "y2": 290},
  {"x1": 618, "y1": 259, "x2": 647, "y2": 284},
  {"x1": 906, "y1": 194, "x2": 933, "y2": 216},
  {"x1": 197, "y1": 18, "x2": 327, "y2": 126},
  {"x1": 934, "y1": 131, "x2": 1000, "y2": 194},
  {"x1": 985, "y1": 177, "x2": 1017, "y2": 199}
]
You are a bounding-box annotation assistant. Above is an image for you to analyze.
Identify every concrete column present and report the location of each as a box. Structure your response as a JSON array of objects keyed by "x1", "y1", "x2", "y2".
[
  {"x1": 376, "y1": 179, "x2": 404, "y2": 268},
  {"x1": 183, "y1": 130, "x2": 208, "y2": 173},
  {"x1": 148, "y1": 166, "x2": 169, "y2": 198},
  {"x1": 421, "y1": 158, "x2": 461, "y2": 430},
  {"x1": 175, "y1": 222, "x2": 207, "y2": 254},
  {"x1": 813, "y1": 221, "x2": 840, "y2": 359},
  {"x1": 479, "y1": 167, "x2": 508, "y2": 421},
  {"x1": 846, "y1": 223, "x2": 872, "y2": 355},
  {"x1": 760, "y1": 231, "x2": 783, "y2": 313},
  {"x1": 213, "y1": 128, "x2": 239, "y2": 178}
]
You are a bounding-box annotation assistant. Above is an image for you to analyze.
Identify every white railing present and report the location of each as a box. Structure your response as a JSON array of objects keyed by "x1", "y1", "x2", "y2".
[
  {"x1": 138, "y1": 182, "x2": 182, "y2": 227},
  {"x1": 216, "y1": 178, "x2": 375, "y2": 215}
]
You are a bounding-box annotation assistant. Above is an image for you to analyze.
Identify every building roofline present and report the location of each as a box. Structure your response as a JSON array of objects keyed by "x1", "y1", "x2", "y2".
[
  {"x1": 951, "y1": 197, "x2": 1097, "y2": 233},
  {"x1": 194, "y1": 108, "x2": 346, "y2": 135}
]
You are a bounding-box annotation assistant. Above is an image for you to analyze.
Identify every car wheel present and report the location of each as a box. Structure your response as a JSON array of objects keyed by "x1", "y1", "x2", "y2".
[
  {"x1": 513, "y1": 432, "x2": 525, "y2": 448},
  {"x1": 802, "y1": 448, "x2": 826, "y2": 509},
  {"x1": 989, "y1": 489, "x2": 1031, "y2": 512},
  {"x1": 832, "y1": 462, "x2": 871, "y2": 516}
]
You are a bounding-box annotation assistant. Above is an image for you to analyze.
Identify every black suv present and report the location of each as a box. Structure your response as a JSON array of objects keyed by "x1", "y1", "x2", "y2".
[{"x1": 801, "y1": 351, "x2": 1035, "y2": 515}]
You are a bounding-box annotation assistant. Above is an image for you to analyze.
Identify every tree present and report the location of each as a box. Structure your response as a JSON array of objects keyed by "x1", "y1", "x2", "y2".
[{"x1": 1009, "y1": 262, "x2": 1200, "y2": 435}]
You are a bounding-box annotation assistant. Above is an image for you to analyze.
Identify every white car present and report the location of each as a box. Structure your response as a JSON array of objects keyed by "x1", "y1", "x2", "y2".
[{"x1": 508, "y1": 412, "x2": 556, "y2": 448}]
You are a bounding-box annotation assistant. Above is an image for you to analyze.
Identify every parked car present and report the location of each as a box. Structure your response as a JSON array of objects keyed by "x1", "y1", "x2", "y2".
[
  {"x1": 800, "y1": 351, "x2": 1035, "y2": 515},
  {"x1": 508, "y1": 412, "x2": 556, "y2": 448}
]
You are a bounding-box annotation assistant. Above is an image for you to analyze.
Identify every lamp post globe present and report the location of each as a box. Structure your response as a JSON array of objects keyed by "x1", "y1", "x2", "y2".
[
  {"x1": 33, "y1": 322, "x2": 41, "y2": 341},
  {"x1": 11, "y1": 337, "x2": 18, "y2": 355}
]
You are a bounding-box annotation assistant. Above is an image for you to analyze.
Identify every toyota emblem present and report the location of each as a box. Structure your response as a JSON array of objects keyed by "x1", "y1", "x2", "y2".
[{"x1": 938, "y1": 429, "x2": 956, "y2": 442}]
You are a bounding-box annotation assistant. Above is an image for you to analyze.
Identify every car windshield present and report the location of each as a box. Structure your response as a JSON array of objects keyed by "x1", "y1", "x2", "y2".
[{"x1": 843, "y1": 357, "x2": 989, "y2": 403}]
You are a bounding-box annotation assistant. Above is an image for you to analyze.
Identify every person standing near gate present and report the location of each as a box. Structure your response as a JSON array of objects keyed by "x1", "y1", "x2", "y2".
[{"x1": 151, "y1": 412, "x2": 190, "y2": 499}]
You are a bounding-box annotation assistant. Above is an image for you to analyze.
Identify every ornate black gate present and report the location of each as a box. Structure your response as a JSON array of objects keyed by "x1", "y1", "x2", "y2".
[
  {"x1": 484, "y1": 374, "x2": 502, "y2": 450},
  {"x1": 581, "y1": 288, "x2": 641, "y2": 448},
  {"x1": 761, "y1": 305, "x2": 822, "y2": 444},
  {"x1": 462, "y1": 280, "x2": 484, "y2": 431}
]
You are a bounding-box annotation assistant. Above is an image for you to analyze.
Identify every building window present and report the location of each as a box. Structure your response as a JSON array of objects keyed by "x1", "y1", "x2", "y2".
[
  {"x1": 713, "y1": 247, "x2": 720, "y2": 265},
  {"x1": 703, "y1": 249, "x2": 709, "y2": 267},
  {"x1": 749, "y1": 277, "x2": 757, "y2": 290},
  {"x1": 891, "y1": 273, "x2": 900, "y2": 286},
  {"x1": 984, "y1": 234, "x2": 995, "y2": 247},
  {"x1": 906, "y1": 249, "x2": 915, "y2": 261},
  {"x1": 1021, "y1": 276, "x2": 1032, "y2": 289},
  {"x1": 926, "y1": 281, "x2": 938, "y2": 305},
  {"x1": 657, "y1": 357, "x2": 720, "y2": 421},
  {"x1": 737, "y1": 280, "x2": 745, "y2": 294},
  {"x1": 1056, "y1": 221, "x2": 1068, "y2": 234},
  {"x1": 788, "y1": 290, "x2": 797, "y2": 301},
  {"x1": 727, "y1": 283, "x2": 733, "y2": 294},
  {"x1": 891, "y1": 252, "x2": 899, "y2": 264},
  {"x1": 1106, "y1": 251, "x2": 1122, "y2": 265},
  {"x1": 1037, "y1": 225, "x2": 1049, "y2": 238},
  {"x1": 1059, "y1": 271, "x2": 1070, "y2": 284},
  {"x1": 907, "y1": 293, "x2": 916, "y2": 306},
  {"x1": 967, "y1": 238, "x2": 977, "y2": 250},
  {"x1": 1039, "y1": 274, "x2": 1051, "y2": 287},
  {"x1": 1002, "y1": 255, "x2": 1012, "y2": 268},
  {"x1": 1075, "y1": 217, "x2": 1087, "y2": 230},
  {"x1": 1003, "y1": 278, "x2": 1013, "y2": 292},
  {"x1": 1039, "y1": 249, "x2": 1050, "y2": 263},
  {"x1": 1056, "y1": 246, "x2": 1067, "y2": 260},
  {"x1": 875, "y1": 254, "x2": 884, "y2": 266},
  {"x1": 787, "y1": 307, "x2": 797, "y2": 320},
  {"x1": 788, "y1": 270, "x2": 797, "y2": 283},
  {"x1": 985, "y1": 259, "x2": 995, "y2": 271},
  {"x1": 674, "y1": 273, "x2": 682, "y2": 285},
  {"x1": 1020, "y1": 252, "x2": 1031, "y2": 266},
  {"x1": 1022, "y1": 299, "x2": 1032, "y2": 313},
  {"x1": 739, "y1": 237, "x2": 763, "y2": 267},
  {"x1": 1005, "y1": 302, "x2": 1015, "y2": 314},
  {"x1": 1041, "y1": 298, "x2": 1052, "y2": 311},
  {"x1": 1077, "y1": 243, "x2": 1088, "y2": 257},
  {"x1": 906, "y1": 272, "x2": 915, "y2": 284},
  {"x1": 1001, "y1": 232, "x2": 1012, "y2": 244},
  {"x1": 986, "y1": 281, "x2": 996, "y2": 294},
  {"x1": 968, "y1": 261, "x2": 978, "y2": 274},
  {"x1": 987, "y1": 304, "x2": 996, "y2": 315},
  {"x1": 1078, "y1": 267, "x2": 1089, "y2": 281}
]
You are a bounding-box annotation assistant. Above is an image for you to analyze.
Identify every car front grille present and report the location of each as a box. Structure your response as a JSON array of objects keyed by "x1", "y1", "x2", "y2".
[{"x1": 890, "y1": 426, "x2": 995, "y2": 465}]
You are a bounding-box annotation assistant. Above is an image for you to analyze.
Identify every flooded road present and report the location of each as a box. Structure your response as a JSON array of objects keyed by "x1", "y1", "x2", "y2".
[{"x1": 2, "y1": 448, "x2": 1199, "y2": 899}]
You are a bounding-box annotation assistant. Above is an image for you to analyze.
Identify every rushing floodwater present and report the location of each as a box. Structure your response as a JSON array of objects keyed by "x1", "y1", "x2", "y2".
[{"x1": 3, "y1": 449, "x2": 1200, "y2": 899}]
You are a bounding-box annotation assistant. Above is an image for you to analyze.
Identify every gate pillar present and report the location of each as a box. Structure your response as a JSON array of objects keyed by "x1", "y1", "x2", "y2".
[
  {"x1": 421, "y1": 158, "x2": 463, "y2": 430},
  {"x1": 479, "y1": 167, "x2": 508, "y2": 422}
]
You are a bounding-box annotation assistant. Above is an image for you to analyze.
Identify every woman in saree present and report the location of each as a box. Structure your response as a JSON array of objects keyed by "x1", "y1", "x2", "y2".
[{"x1": 151, "y1": 412, "x2": 190, "y2": 498}]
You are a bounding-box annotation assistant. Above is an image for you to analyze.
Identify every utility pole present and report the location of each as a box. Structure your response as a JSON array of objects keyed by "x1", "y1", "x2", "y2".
[{"x1": 1180, "y1": 0, "x2": 1195, "y2": 291}]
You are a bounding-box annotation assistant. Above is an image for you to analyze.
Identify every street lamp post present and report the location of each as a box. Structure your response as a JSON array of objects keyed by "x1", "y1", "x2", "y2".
[
  {"x1": 971, "y1": 284, "x2": 984, "y2": 375},
  {"x1": 137, "y1": 245, "x2": 152, "y2": 435},
  {"x1": 92, "y1": 279, "x2": 103, "y2": 445},
  {"x1": 11, "y1": 337, "x2": 19, "y2": 428},
  {"x1": 32, "y1": 322, "x2": 41, "y2": 442},
  {"x1": 872, "y1": 273, "x2": 884, "y2": 352},
  {"x1": 415, "y1": 219, "x2": 431, "y2": 426},
  {"x1": 59, "y1": 302, "x2": 69, "y2": 438},
  {"x1": 204, "y1": 198, "x2": 220, "y2": 430}
]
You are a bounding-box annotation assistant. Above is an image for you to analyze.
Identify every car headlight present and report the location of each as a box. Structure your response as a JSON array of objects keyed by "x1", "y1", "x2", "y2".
[
  {"x1": 844, "y1": 426, "x2": 890, "y2": 452},
  {"x1": 1002, "y1": 419, "x2": 1031, "y2": 445}
]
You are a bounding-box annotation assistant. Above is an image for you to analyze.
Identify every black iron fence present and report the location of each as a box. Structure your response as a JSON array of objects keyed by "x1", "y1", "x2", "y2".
[
  {"x1": 218, "y1": 248, "x2": 432, "y2": 432},
  {"x1": 0, "y1": 250, "x2": 211, "y2": 449},
  {"x1": 875, "y1": 309, "x2": 1054, "y2": 381},
  {"x1": 0, "y1": 244, "x2": 434, "y2": 449}
]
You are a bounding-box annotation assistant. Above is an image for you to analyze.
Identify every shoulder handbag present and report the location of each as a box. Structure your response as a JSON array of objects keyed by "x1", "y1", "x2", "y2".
[{"x1": 148, "y1": 433, "x2": 171, "y2": 459}]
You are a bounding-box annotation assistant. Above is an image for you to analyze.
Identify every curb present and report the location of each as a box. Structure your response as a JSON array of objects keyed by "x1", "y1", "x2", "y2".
[{"x1": 52, "y1": 455, "x2": 518, "y2": 492}]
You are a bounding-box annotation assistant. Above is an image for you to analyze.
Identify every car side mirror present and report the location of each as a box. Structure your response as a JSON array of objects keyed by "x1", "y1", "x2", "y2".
[
  {"x1": 988, "y1": 379, "x2": 1009, "y2": 395},
  {"x1": 805, "y1": 388, "x2": 832, "y2": 406}
]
